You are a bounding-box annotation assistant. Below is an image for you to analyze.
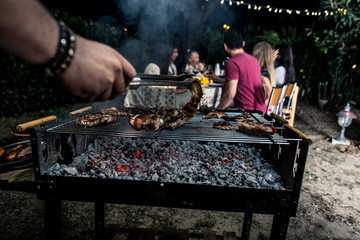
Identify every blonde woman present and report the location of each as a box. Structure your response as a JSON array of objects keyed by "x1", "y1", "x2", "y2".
[{"x1": 252, "y1": 42, "x2": 275, "y2": 106}]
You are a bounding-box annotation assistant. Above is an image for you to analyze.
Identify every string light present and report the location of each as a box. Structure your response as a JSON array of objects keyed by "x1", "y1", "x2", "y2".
[
  {"x1": 223, "y1": 24, "x2": 231, "y2": 30},
  {"x1": 212, "y1": 0, "x2": 342, "y2": 17}
]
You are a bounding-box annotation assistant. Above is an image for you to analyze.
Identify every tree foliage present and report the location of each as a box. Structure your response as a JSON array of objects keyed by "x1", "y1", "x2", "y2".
[{"x1": 306, "y1": 0, "x2": 360, "y2": 105}]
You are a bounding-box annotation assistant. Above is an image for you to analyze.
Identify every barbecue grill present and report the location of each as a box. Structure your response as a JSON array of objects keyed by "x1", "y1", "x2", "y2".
[{"x1": 30, "y1": 109, "x2": 310, "y2": 240}]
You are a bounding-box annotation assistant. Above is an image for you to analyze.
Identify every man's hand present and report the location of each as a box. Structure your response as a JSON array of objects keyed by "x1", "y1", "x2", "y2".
[{"x1": 58, "y1": 36, "x2": 136, "y2": 102}]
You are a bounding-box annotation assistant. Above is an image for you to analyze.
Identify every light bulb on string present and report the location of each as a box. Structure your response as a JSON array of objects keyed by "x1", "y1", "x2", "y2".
[{"x1": 211, "y1": 0, "x2": 324, "y2": 18}]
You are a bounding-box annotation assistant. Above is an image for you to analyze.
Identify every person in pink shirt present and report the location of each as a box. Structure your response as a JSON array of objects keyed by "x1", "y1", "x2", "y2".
[{"x1": 216, "y1": 29, "x2": 266, "y2": 114}]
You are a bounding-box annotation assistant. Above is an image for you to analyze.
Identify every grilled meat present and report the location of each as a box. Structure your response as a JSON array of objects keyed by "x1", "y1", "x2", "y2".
[
  {"x1": 182, "y1": 80, "x2": 203, "y2": 122},
  {"x1": 213, "y1": 121, "x2": 233, "y2": 130},
  {"x1": 142, "y1": 114, "x2": 164, "y2": 131},
  {"x1": 202, "y1": 111, "x2": 227, "y2": 119},
  {"x1": 77, "y1": 107, "x2": 122, "y2": 127},
  {"x1": 237, "y1": 119, "x2": 276, "y2": 136},
  {"x1": 162, "y1": 115, "x2": 186, "y2": 130},
  {"x1": 129, "y1": 113, "x2": 152, "y2": 130},
  {"x1": 2, "y1": 143, "x2": 32, "y2": 163}
]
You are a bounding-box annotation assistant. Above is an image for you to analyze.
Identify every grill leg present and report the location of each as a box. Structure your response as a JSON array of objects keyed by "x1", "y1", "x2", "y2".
[
  {"x1": 95, "y1": 201, "x2": 105, "y2": 240},
  {"x1": 241, "y1": 212, "x2": 252, "y2": 240},
  {"x1": 45, "y1": 198, "x2": 61, "y2": 240},
  {"x1": 270, "y1": 213, "x2": 290, "y2": 240}
]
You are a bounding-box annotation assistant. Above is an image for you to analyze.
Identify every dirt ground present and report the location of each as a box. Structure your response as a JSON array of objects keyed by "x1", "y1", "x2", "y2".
[{"x1": 0, "y1": 100, "x2": 359, "y2": 240}]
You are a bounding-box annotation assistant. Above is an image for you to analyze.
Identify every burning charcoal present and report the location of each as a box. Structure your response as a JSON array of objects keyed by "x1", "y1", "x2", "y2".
[
  {"x1": 243, "y1": 173, "x2": 260, "y2": 188},
  {"x1": 80, "y1": 173, "x2": 90, "y2": 178},
  {"x1": 45, "y1": 163, "x2": 61, "y2": 174},
  {"x1": 134, "y1": 173, "x2": 142, "y2": 180},
  {"x1": 151, "y1": 173, "x2": 159, "y2": 181},
  {"x1": 44, "y1": 136, "x2": 286, "y2": 190},
  {"x1": 218, "y1": 173, "x2": 227, "y2": 180},
  {"x1": 272, "y1": 182, "x2": 285, "y2": 190},
  {"x1": 64, "y1": 167, "x2": 78, "y2": 176},
  {"x1": 264, "y1": 173, "x2": 278, "y2": 184}
]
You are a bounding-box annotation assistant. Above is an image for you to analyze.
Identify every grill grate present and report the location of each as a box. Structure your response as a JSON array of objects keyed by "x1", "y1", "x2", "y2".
[{"x1": 45, "y1": 112, "x2": 289, "y2": 145}]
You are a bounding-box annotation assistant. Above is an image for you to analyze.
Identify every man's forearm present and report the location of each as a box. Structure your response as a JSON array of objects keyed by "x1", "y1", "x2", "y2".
[
  {"x1": 216, "y1": 94, "x2": 234, "y2": 110},
  {"x1": 0, "y1": 0, "x2": 58, "y2": 65},
  {"x1": 216, "y1": 80, "x2": 237, "y2": 110}
]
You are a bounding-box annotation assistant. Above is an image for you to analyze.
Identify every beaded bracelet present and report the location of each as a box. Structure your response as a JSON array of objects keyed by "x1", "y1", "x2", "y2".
[{"x1": 41, "y1": 21, "x2": 76, "y2": 77}]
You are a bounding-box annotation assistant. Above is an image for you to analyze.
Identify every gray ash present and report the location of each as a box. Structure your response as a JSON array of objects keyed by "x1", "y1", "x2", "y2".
[{"x1": 45, "y1": 137, "x2": 285, "y2": 190}]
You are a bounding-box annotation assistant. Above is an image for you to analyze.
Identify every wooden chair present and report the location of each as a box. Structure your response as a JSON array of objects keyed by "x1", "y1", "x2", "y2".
[
  {"x1": 283, "y1": 83, "x2": 297, "y2": 113},
  {"x1": 266, "y1": 85, "x2": 287, "y2": 115},
  {"x1": 282, "y1": 85, "x2": 300, "y2": 127}
]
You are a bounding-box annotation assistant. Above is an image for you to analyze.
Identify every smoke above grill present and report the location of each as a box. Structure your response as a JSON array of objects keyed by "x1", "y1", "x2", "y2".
[
  {"x1": 113, "y1": 0, "x2": 226, "y2": 72},
  {"x1": 45, "y1": 137, "x2": 285, "y2": 190}
]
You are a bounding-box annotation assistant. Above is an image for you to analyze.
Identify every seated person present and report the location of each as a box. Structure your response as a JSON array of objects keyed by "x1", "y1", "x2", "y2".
[
  {"x1": 168, "y1": 47, "x2": 179, "y2": 75},
  {"x1": 252, "y1": 41, "x2": 275, "y2": 107},
  {"x1": 144, "y1": 63, "x2": 160, "y2": 75},
  {"x1": 183, "y1": 50, "x2": 200, "y2": 74},
  {"x1": 198, "y1": 60, "x2": 206, "y2": 73},
  {"x1": 216, "y1": 29, "x2": 266, "y2": 114},
  {"x1": 274, "y1": 44, "x2": 296, "y2": 87}
]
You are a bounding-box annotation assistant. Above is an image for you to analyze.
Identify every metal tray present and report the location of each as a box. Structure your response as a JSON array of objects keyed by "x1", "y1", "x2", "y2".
[{"x1": 0, "y1": 140, "x2": 33, "y2": 170}]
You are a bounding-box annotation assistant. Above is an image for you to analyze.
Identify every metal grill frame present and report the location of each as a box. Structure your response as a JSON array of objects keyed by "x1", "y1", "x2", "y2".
[{"x1": 29, "y1": 112, "x2": 310, "y2": 240}]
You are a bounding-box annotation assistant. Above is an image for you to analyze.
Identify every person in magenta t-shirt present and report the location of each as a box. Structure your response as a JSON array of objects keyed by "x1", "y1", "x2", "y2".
[{"x1": 216, "y1": 29, "x2": 266, "y2": 114}]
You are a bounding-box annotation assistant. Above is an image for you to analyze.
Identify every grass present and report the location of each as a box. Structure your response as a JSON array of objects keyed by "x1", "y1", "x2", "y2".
[
  {"x1": 305, "y1": 171, "x2": 320, "y2": 182},
  {"x1": 191, "y1": 214, "x2": 217, "y2": 231}
]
